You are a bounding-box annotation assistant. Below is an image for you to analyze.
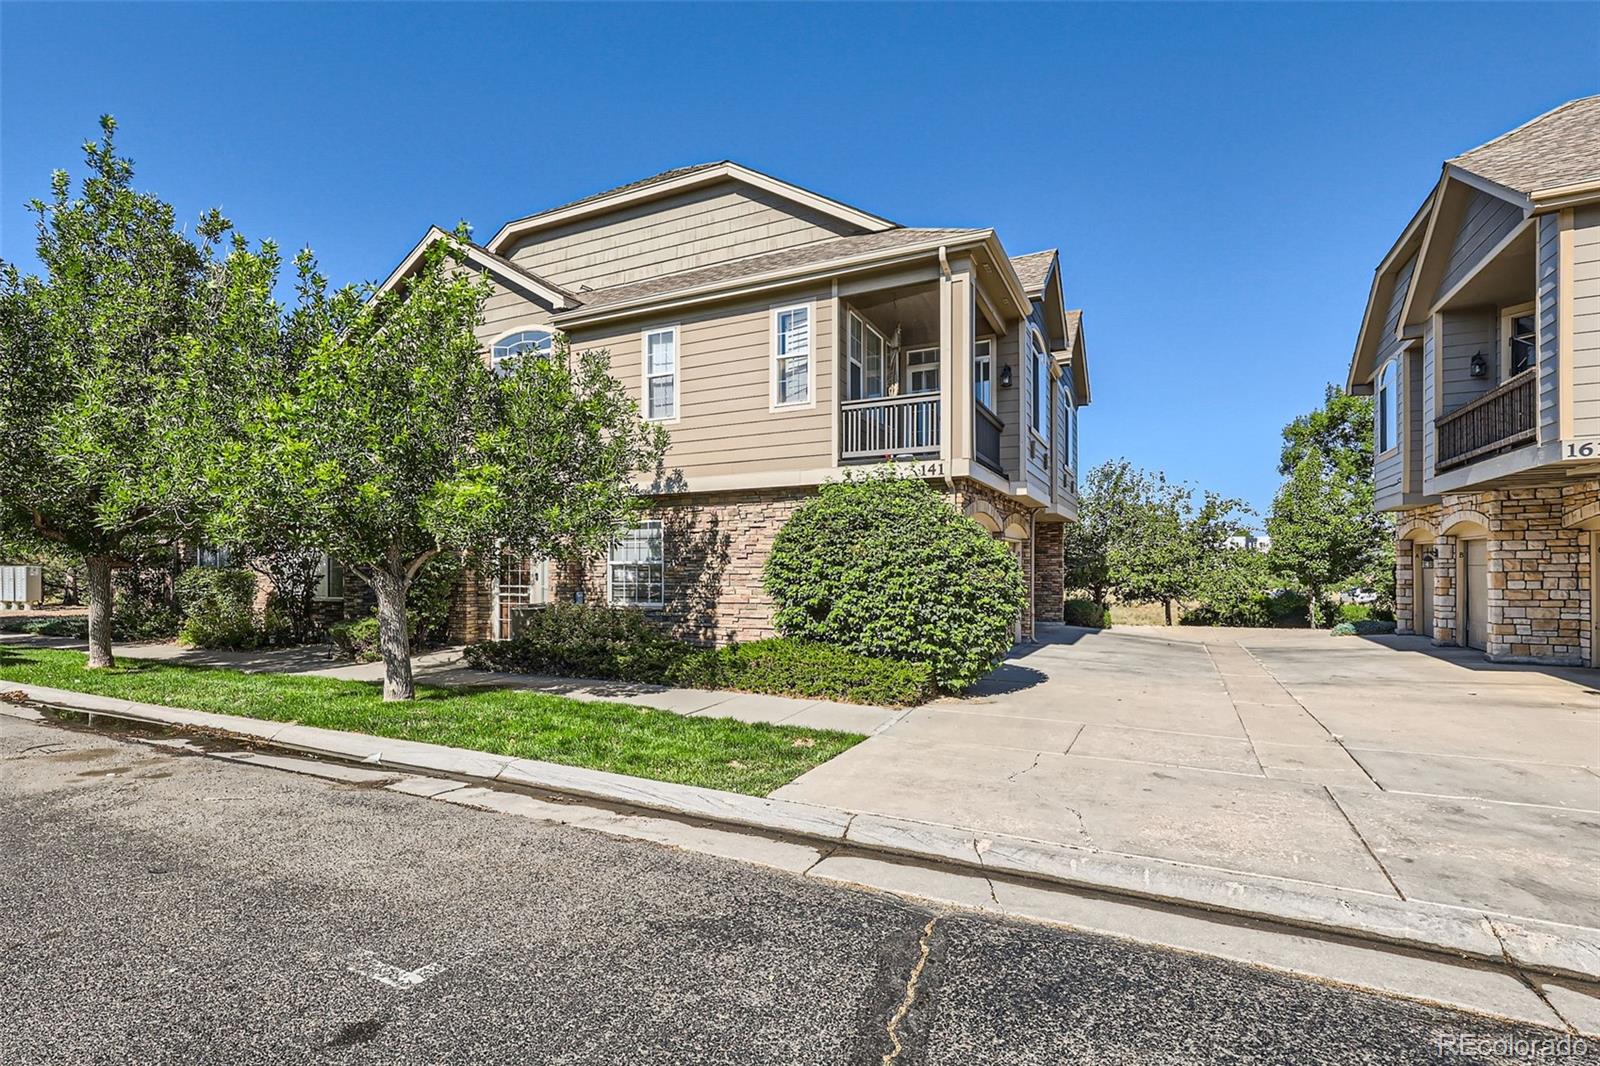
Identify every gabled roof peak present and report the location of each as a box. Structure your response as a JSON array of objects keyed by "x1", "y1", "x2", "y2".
[{"x1": 487, "y1": 161, "x2": 898, "y2": 253}]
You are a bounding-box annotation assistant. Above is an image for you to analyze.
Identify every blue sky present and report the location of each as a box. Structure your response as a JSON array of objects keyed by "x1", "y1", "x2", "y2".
[{"x1": 3, "y1": 3, "x2": 1596, "y2": 517}]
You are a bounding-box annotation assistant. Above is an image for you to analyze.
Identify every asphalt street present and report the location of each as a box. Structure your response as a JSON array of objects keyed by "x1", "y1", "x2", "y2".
[{"x1": 1, "y1": 713, "x2": 1594, "y2": 1066}]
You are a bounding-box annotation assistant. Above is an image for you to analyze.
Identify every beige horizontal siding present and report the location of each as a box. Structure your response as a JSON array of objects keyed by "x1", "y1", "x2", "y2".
[
  {"x1": 1572, "y1": 211, "x2": 1600, "y2": 438},
  {"x1": 570, "y1": 286, "x2": 835, "y2": 477},
  {"x1": 505, "y1": 180, "x2": 858, "y2": 293}
]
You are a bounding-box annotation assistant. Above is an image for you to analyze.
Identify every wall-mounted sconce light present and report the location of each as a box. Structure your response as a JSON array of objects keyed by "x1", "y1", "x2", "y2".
[
  {"x1": 999, "y1": 365, "x2": 1014, "y2": 388},
  {"x1": 1470, "y1": 352, "x2": 1488, "y2": 379}
]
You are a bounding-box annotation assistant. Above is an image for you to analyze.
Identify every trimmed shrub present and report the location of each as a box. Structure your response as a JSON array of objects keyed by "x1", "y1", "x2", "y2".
[
  {"x1": 1062, "y1": 598, "x2": 1110, "y2": 629},
  {"x1": 670, "y1": 638, "x2": 933, "y2": 706},
  {"x1": 1181, "y1": 597, "x2": 1271, "y2": 628},
  {"x1": 1332, "y1": 619, "x2": 1398, "y2": 637},
  {"x1": 0, "y1": 615, "x2": 88, "y2": 637},
  {"x1": 175, "y1": 567, "x2": 260, "y2": 649},
  {"x1": 329, "y1": 616, "x2": 383, "y2": 663},
  {"x1": 763, "y1": 474, "x2": 1025, "y2": 690}
]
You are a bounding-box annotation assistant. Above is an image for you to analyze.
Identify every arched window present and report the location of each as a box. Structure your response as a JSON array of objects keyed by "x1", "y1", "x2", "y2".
[{"x1": 490, "y1": 328, "x2": 555, "y2": 372}]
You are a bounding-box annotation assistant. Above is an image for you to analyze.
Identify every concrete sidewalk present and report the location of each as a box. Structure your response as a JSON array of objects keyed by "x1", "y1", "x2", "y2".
[
  {"x1": 0, "y1": 635, "x2": 901, "y2": 736},
  {"x1": 775, "y1": 624, "x2": 1600, "y2": 938}
]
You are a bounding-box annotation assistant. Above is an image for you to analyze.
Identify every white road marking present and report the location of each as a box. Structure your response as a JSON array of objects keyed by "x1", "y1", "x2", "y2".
[{"x1": 344, "y1": 950, "x2": 448, "y2": 989}]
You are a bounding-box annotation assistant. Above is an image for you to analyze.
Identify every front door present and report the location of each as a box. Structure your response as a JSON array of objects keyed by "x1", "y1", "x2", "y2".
[
  {"x1": 1414, "y1": 543, "x2": 1434, "y2": 640},
  {"x1": 1462, "y1": 539, "x2": 1489, "y2": 651}
]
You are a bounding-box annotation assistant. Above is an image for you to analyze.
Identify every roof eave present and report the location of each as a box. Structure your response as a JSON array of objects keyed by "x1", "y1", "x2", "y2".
[
  {"x1": 552, "y1": 233, "x2": 996, "y2": 329},
  {"x1": 375, "y1": 226, "x2": 576, "y2": 310},
  {"x1": 1347, "y1": 191, "x2": 1434, "y2": 390}
]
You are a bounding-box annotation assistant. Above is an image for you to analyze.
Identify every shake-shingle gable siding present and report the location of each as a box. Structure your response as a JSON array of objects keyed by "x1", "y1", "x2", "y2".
[{"x1": 503, "y1": 179, "x2": 867, "y2": 294}]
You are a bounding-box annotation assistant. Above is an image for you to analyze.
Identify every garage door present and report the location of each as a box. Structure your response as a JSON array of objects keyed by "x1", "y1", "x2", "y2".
[{"x1": 1462, "y1": 539, "x2": 1489, "y2": 651}]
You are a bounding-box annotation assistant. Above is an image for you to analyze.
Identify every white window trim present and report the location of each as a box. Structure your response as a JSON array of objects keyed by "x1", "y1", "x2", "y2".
[
  {"x1": 904, "y1": 346, "x2": 940, "y2": 395},
  {"x1": 640, "y1": 324, "x2": 682, "y2": 424},
  {"x1": 1376, "y1": 357, "x2": 1400, "y2": 456},
  {"x1": 769, "y1": 301, "x2": 817, "y2": 411},
  {"x1": 489, "y1": 324, "x2": 558, "y2": 373},
  {"x1": 608, "y1": 519, "x2": 666, "y2": 609},
  {"x1": 1499, "y1": 301, "x2": 1536, "y2": 380},
  {"x1": 846, "y1": 309, "x2": 888, "y2": 401},
  {"x1": 973, "y1": 336, "x2": 996, "y2": 412}
]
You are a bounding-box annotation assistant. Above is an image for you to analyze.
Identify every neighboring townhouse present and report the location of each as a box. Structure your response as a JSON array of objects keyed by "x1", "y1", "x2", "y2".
[
  {"x1": 371, "y1": 162, "x2": 1091, "y2": 645},
  {"x1": 1347, "y1": 97, "x2": 1600, "y2": 666}
]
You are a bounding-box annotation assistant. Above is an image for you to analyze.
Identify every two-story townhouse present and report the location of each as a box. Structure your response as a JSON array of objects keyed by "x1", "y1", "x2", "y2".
[
  {"x1": 1347, "y1": 97, "x2": 1600, "y2": 666},
  {"x1": 369, "y1": 163, "x2": 1091, "y2": 646}
]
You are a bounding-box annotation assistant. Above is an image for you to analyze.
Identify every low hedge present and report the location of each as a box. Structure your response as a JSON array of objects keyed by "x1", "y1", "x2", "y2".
[
  {"x1": 1062, "y1": 598, "x2": 1110, "y2": 629},
  {"x1": 463, "y1": 603, "x2": 933, "y2": 706},
  {"x1": 671, "y1": 638, "x2": 933, "y2": 706},
  {"x1": 1331, "y1": 619, "x2": 1398, "y2": 636}
]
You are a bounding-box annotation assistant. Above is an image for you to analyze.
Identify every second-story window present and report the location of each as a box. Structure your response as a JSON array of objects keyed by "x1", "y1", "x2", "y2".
[
  {"x1": 974, "y1": 338, "x2": 995, "y2": 411},
  {"x1": 643, "y1": 326, "x2": 678, "y2": 421},
  {"x1": 906, "y1": 348, "x2": 939, "y2": 394},
  {"x1": 491, "y1": 328, "x2": 554, "y2": 375},
  {"x1": 846, "y1": 311, "x2": 886, "y2": 400},
  {"x1": 773, "y1": 304, "x2": 811, "y2": 407},
  {"x1": 1030, "y1": 330, "x2": 1049, "y2": 439},
  {"x1": 1377, "y1": 358, "x2": 1398, "y2": 453},
  {"x1": 1502, "y1": 304, "x2": 1536, "y2": 376}
]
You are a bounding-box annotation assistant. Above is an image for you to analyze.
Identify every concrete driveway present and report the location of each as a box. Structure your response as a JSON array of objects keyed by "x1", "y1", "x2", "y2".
[{"x1": 774, "y1": 625, "x2": 1600, "y2": 931}]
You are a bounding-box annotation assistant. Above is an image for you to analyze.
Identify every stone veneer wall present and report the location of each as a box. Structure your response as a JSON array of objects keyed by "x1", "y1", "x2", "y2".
[
  {"x1": 1392, "y1": 479, "x2": 1597, "y2": 664},
  {"x1": 1032, "y1": 522, "x2": 1065, "y2": 626},
  {"x1": 452, "y1": 476, "x2": 1057, "y2": 646}
]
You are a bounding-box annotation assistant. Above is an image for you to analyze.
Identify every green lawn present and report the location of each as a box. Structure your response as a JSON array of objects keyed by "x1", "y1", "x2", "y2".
[{"x1": 0, "y1": 647, "x2": 863, "y2": 796}]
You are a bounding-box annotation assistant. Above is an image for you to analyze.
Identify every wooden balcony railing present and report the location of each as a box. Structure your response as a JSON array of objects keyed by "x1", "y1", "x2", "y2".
[
  {"x1": 1435, "y1": 368, "x2": 1537, "y2": 472},
  {"x1": 841, "y1": 394, "x2": 940, "y2": 460}
]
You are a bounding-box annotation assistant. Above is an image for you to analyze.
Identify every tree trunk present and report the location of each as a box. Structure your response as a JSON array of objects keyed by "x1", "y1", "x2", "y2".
[
  {"x1": 1307, "y1": 586, "x2": 1321, "y2": 628},
  {"x1": 370, "y1": 567, "x2": 414, "y2": 701},
  {"x1": 84, "y1": 553, "x2": 115, "y2": 669},
  {"x1": 1163, "y1": 598, "x2": 1174, "y2": 626}
]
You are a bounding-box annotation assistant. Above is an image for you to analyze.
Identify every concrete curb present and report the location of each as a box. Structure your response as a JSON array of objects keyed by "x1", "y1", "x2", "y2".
[{"x1": 6, "y1": 680, "x2": 1597, "y2": 984}]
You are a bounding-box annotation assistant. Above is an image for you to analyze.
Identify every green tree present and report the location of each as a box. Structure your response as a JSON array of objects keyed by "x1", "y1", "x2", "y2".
[
  {"x1": 0, "y1": 118, "x2": 232, "y2": 667},
  {"x1": 1072, "y1": 460, "x2": 1251, "y2": 625},
  {"x1": 1268, "y1": 452, "x2": 1374, "y2": 626},
  {"x1": 219, "y1": 233, "x2": 665, "y2": 700},
  {"x1": 1267, "y1": 386, "x2": 1391, "y2": 624}
]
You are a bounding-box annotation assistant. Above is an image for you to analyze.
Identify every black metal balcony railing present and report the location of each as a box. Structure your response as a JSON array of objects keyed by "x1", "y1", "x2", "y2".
[
  {"x1": 840, "y1": 395, "x2": 940, "y2": 460},
  {"x1": 975, "y1": 404, "x2": 1004, "y2": 474},
  {"x1": 1435, "y1": 368, "x2": 1537, "y2": 472}
]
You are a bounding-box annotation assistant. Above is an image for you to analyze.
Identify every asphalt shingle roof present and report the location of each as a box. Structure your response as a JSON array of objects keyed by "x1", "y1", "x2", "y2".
[
  {"x1": 1449, "y1": 96, "x2": 1600, "y2": 195},
  {"x1": 1009, "y1": 250, "x2": 1057, "y2": 292},
  {"x1": 566, "y1": 228, "x2": 986, "y2": 313}
]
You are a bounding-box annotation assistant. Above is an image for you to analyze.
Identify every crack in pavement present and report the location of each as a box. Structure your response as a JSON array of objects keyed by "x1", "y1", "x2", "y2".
[
  {"x1": 1488, "y1": 922, "x2": 1577, "y2": 1035},
  {"x1": 971, "y1": 839, "x2": 1000, "y2": 906},
  {"x1": 881, "y1": 916, "x2": 939, "y2": 1065},
  {"x1": 1005, "y1": 752, "x2": 1043, "y2": 782},
  {"x1": 800, "y1": 814, "x2": 855, "y2": 878}
]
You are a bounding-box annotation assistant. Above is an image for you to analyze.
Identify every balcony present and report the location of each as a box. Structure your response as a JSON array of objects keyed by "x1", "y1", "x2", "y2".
[
  {"x1": 976, "y1": 404, "x2": 1004, "y2": 474},
  {"x1": 1435, "y1": 368, "x2": 1537, "y2": 472},
  {"x1": 841, "y1": 394, "x2": 940, "y2": 460}
]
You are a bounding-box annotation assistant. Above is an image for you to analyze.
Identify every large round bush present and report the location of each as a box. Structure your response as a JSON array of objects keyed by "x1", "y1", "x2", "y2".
[{"x1": 764, "y1": 475, "x2": 1025, "y2": 690}]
